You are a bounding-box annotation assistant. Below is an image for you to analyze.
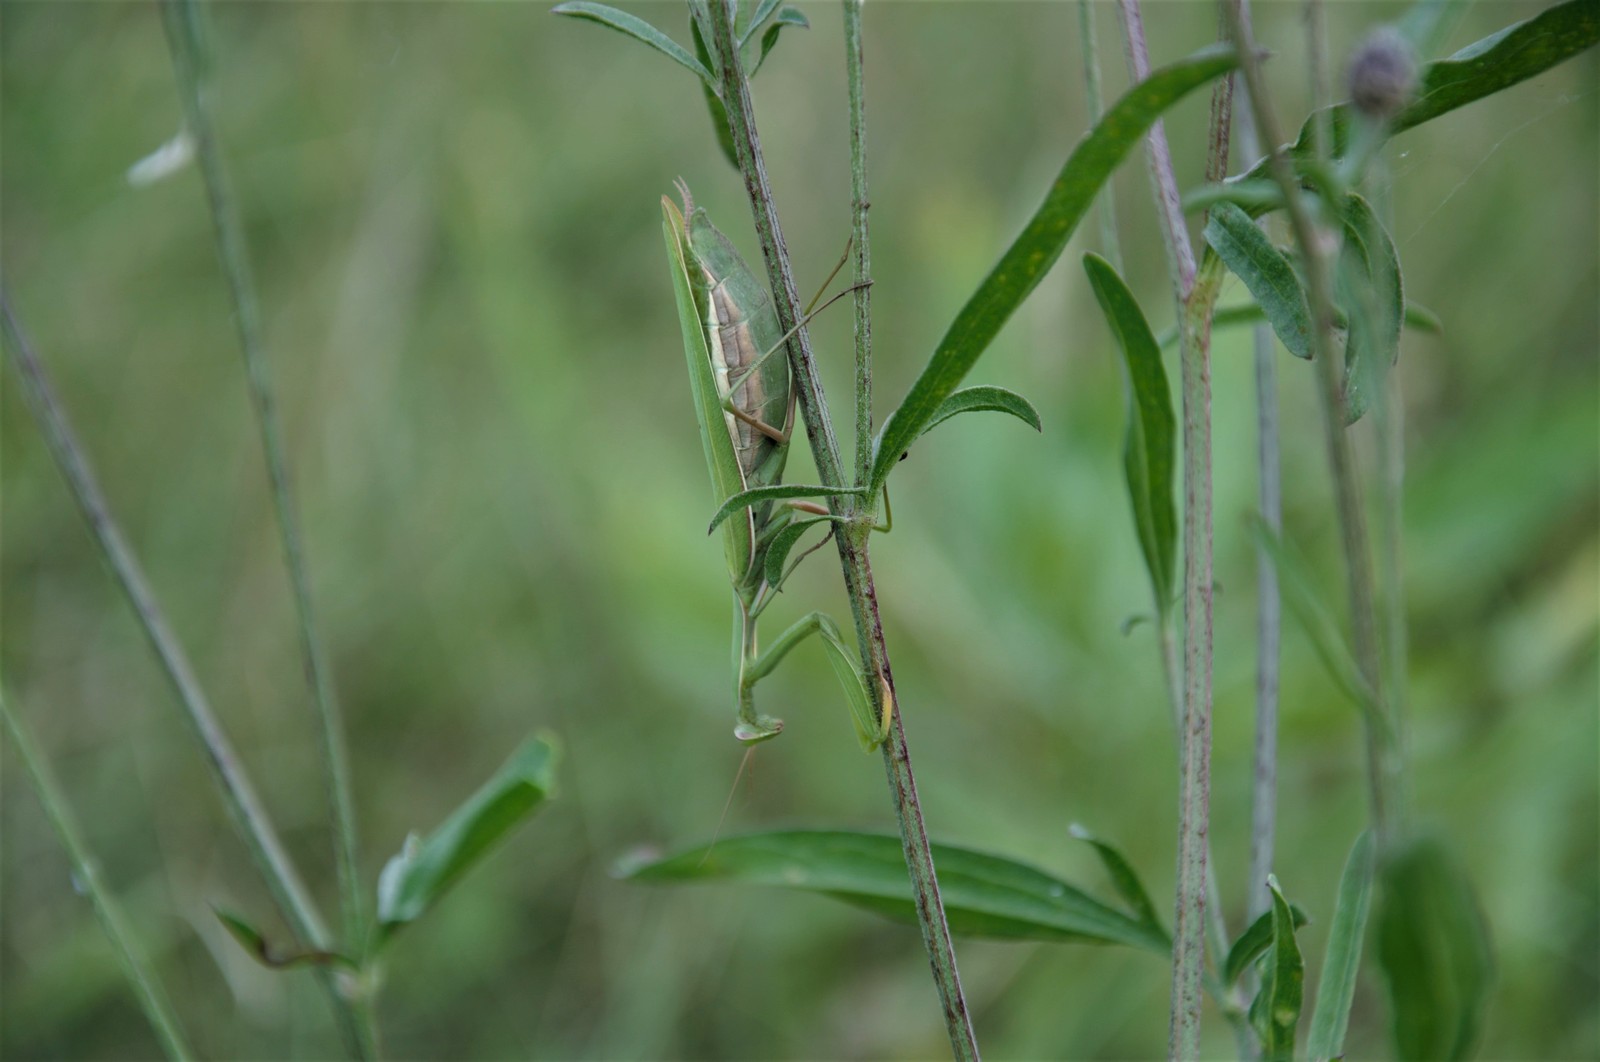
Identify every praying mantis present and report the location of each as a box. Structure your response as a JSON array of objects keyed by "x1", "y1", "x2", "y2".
[{"x1": 661, "y1": 181, "x2": 889, "y2": 751}]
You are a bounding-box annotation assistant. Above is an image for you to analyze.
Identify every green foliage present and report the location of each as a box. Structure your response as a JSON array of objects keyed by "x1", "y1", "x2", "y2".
[
  {"x1": 376, "y1": 735, "x2": 559, "y2": 937},
  {"x1": 1307, "y1": 831, "x2": 1376, "y2": 1062},
  {"x1": 1378, "y1": 838, "x2": 1496, "y2": 1061},
  {"x1": 621, "y1": 830, "x2": 1172, "y2": 952},
  {"x1": 1202, "y1": 203, "x2": 1313, "y2": 360},
  {"x1": 1083, "y1": 253, "x2": 1177, "y2": 612},
  {"x1": 551, "y1": 2, "x2": 713, "y2": 84},
  {"x1": 919, "y1": 385, "x2": 1043, "y2": 439},
  {"x1": 869, "y1": 44, "x2": 1239, "y2": 493},
  {"x1": 1335, "y1": 193, "x2": 1404, "y2": 425},
  {"x1": 1249, "y1": 877, "x2": 1306, "y2": 1062},
  {"x1": 706, "y1": 482, "x2": 865, "y2": 535},
  {"x1": 1224, "y1": 902, "x2": 1311, "y2": 989}
]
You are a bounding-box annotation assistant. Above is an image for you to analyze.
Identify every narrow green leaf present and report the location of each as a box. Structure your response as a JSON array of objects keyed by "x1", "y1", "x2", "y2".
[
  {"x1": 1181, "y1": 177, "x2": 1284, "y2": 216},
  {"x1": 552, "y1": 2, "x2": 715, "y2": 85},
  {"x1": 707, "y1": 483, "x2": 864, "y2": 536},
  {"x1": 1250, "y1": 876, "x2": 1306, "y2": 1062},
  {"x1": 1377, "y1": 837, "x2": 1495, "y2": 1061},
  {"x1": 763, "y1": 516, "x2": 830, "y2": 589},
  {"x1": 814, "y1": 615, "x2": 884, "y2": 751},
  {"x1": 1159, "y1": 298, "x2": 1440, "y2": 348},
  {"x1": 377, "y1": 734, "x2": 559, "y2": 936},
  {"x1": 737, "y1": 0, "x2": 783, "y2": 47},
  {"x1": 1404, "y1": 300, "x2": 1443, "y2": 335},
  {"x1": 918, "y1": 385, "x2": 1043, "y2": 439},
  {"x1": 1307, "y1": 831, "x2": 1377, "y2": 1062},
  {"x1": 621, "y1": 829, "x2": 1172, "y2": 953},
  {"x1": 869, "y1": 44, "x2": 1238, "y2": 492},
  {"x1": 1083, "y1": 253, "x2": 1176, "y2": 612},
  {"x1": 1236, "y1": 2, "x2": 1599, "y2": 191},
  {"x1": 1225, "y1": 902, "x2": 1312, "y2": 987},
  {"x1": 213, "y1": 907, "x2": 358, "y2": 971},
  {"x1": 1336, "y1": 193, "x2": 1404, "y2": 425},
  {"x1": 1068, "y1": 824, "x2": 1164, "y2": 934},
  {"x1": 689, "y1": 16, "x2": 739, "y2": 169},
  {"x1": 749, "y1": 7, "x2": 808, "y2": 77},
  {"x1": 1203, "y1": 202, "x2": 1313, "y2": 359},
  {"x1": 1248, "y1": 515, "x2": 1381, "y2": 726}
]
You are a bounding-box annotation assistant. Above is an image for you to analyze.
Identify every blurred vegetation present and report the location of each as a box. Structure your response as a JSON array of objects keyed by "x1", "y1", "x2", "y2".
[{"x1": 2, "y1": 2, "x2": 1594, "y2": 1058}]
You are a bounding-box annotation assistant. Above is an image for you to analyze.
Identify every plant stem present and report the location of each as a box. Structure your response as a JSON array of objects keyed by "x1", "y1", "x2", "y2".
[
  {"x1": 1, "y1": 689, "x2": 195, "y2": 1061},
  {"x1": 1076, "y1": 0, "x2": 1123, "y2": 273},
  {"x1": 159, "y1": 0, "x2": 364, "y2": 958},
  {"x1": 0, "y1": 293, "x2": 372, "y2": 1059},
  {"x1": 708, "y1": 3, "x2": 979, "y2": 1057},
  {"x1": 1223, "y1": 3, "x2": 1399, "y2": 853},
  {"x1": 844, "y1": 0, "x2": 873, "y2": 489},
  {"x1": 1230, "y1": 0, "x2": 1281, "y2": 937},
  {"x1": 1114, "y1": 4, "x2": 1222, "y2": 1056}
]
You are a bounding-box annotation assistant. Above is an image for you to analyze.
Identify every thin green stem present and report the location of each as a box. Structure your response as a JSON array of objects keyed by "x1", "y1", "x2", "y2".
[
  {"x1": 1, "y1": 689, "x2": 194, "y2": 1061},
  {"x1": 844, "y1": 0, "x2": 873, "y2": 489},
  {"x1": 1076, "y1": 0, "x2": 1122, "y2": 273},
  {"x1": 0, "y1": 293, "x2": 371, "y2": 1058},
  {"x1": 1224, "y1": 3, "x2": 1399, "y2": 854},
  {"x1": 708, "y1": 3, "x2": 978, "y2": 1057},
  {"x1": 159, "y1": 0, "x2": 364, "y2": 957},
  {"x1": 1114, "y1": 3, "x2": 1222, "y2": 1056}
]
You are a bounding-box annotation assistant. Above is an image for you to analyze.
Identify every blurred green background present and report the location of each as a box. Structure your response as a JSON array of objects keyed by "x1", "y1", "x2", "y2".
[{"x1": 3, "y1": 2, "x2": 1595, "y2": 1058}]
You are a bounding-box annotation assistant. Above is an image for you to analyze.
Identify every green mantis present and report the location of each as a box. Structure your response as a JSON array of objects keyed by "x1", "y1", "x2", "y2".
[{"x1": 662, "y1": 181, "x2": 889, "y2": 751}]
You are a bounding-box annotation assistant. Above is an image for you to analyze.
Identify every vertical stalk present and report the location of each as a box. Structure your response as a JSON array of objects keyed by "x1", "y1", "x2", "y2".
[
  {"x1": 1, "y1": 294, "x2": 371, "y2": 1058},
  {"x1": 1223, "y1": 2, "x2": 1399, "y2": 853},
  {"x1": 159, "y1": 0, "x2": 363, "y2": 950},
  {"x1": 1076, "y1": 0, "x2": 1123, "y2": 273},
  {"x1": 1114, "y1": 4, "x2": 1228, "y2": 1057},
  {"x1": 709, "y1": 3, "x2": 979, "y2": 1057},
  {"x1": 2, "y1": 690, "x2": 195, "y2": 1061},
  {"x1": 1229, "y1": 0, "x2": 1282, "y2": 936},
  {"x1": 844, "y1": 0, "x2": 873, "y2": 488}
]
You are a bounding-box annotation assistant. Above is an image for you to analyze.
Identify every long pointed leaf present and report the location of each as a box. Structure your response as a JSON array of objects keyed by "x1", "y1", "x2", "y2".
[
  {"x1": 1202, "y1": 202, "x2": 1313, "y2": 360},
  {"x1": 869, "y1": 44, "x2": 1238, "y2": 492},
  {"x1": 376, "y1": 734, "x2": 559, "y2": 936},
  {"x1": 621, "y1": 829, "x2": 1172, "y2": 953},
  {"x1": 1307, "y1": 831, "x2": 1376, "y2": 1062},
  {"x1": 1068, "y1": 824, "x2": 1165, "y2": 934},
  {"x1": 919, "y1": 385, "x2": 1043, "y2": 439},
  {"x1": 1225, "y1": 902, "x2": 1312, "y2": 987},
  {"x1": 1084, "y1": 253, "x2": 1176, "y2": 612},
  {"x1": 1250, "y1": 876, "x2": 1306, "y2": 1062},
  {"x1": 552, "y1": 2, "x2": 715, "y2": 85}
]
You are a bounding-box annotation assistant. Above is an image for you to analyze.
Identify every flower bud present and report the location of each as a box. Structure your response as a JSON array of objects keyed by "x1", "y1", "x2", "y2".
[{"x1": 1346, "y1": 27, "x2": 1418, "y2": 121}]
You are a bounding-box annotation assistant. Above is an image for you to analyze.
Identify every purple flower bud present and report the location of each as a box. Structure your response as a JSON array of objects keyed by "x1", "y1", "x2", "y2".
[{"x1": 1347, "y1": 28, "x2": 1418, "y2": 121}]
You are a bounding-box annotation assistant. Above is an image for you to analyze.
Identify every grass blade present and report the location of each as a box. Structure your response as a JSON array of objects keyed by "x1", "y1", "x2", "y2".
[
  {"x1": 1307, "y1": 831, "x2": 1376, "y2": 1062},
  {"x1": 552, "y1": 1, "x2": 714, "y2": 85},
  {"x1": 869, "y1": 43, "x2": 1238, "y2": 492},
  {"x1": 377, "y1": 734, "x2": 559, "y2": 937},
  {"x1": 621, "y1": 829, "x2": 1172, "y2": 953},
  {"x1": 1083, "y1": 253, "x2": 1177, "y2": 613},
  {"x1": 1202, "y1": 202, "x2": 1313, "y2": 360}
]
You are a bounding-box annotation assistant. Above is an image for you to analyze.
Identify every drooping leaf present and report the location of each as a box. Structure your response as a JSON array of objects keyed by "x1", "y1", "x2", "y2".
[
  {"x1": 1083, "y1": 253, "x2": 1177, "y2": 612},
  {"x1": 1203, "y1": 202, "x2": 1313, "y2": 360},
  {"x1": 1068, "y1": 824, "x2": 1165, "y2": 935},
  {"x1": 814, "y1": 614, "x2": 885, "y2": 751},
  {"x1": 707, "y1": 483, "x2": 864, "y2": 536},
  {"x1": 918, "y1": 385, "x2": 1043, "y2": 439},
  {"x1": 1377, "y1": 837, "x2": 1495, "y2": 1061},
  {"x1": 1248, "y1": 515, "x2": 1381, "y2": 727},
  {"x1": 1336, "y1": 193, "x2": 1404, "y2": 425},
  {"x1": 213, "y1": 907, "x2": 357, "y2": 971},
  {"x1": 1224, "y1": 901, "x2": 1312, "y2": 988},
  {"x1": 377, "y1": 734, "x2": 559, "y2": 936},
  {"x1": 689, "y1": 15, "x2": 739, "y2": 169},
  {"x1": 552, "y1": 2, "x2": 714, "y2": 85},
  {"x1": 749, "y1": 6, "x2": 808, "y2": 77},
  {"x1": 620, "y1": 829, "x2": 1172, "y2": 953},
  {"x1": 1307, "y1": 831, "x2": 1377, "y2": 1062},
  {"x1": 737, "y1": 0, "x2": 784, "y2": 47},
  {"x1": 763, "y1": 516, "x2": 831, "y2": 589},
  {"x1": 1250, "y1": 876, "x2": 1306, "y2": 1062},
  {"x1": 869, "y1": 44, "x2": 1238, "y2": 492},
  {"x1": 1236, "y1": 2, "x2": 1599, "y2": 190}
]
